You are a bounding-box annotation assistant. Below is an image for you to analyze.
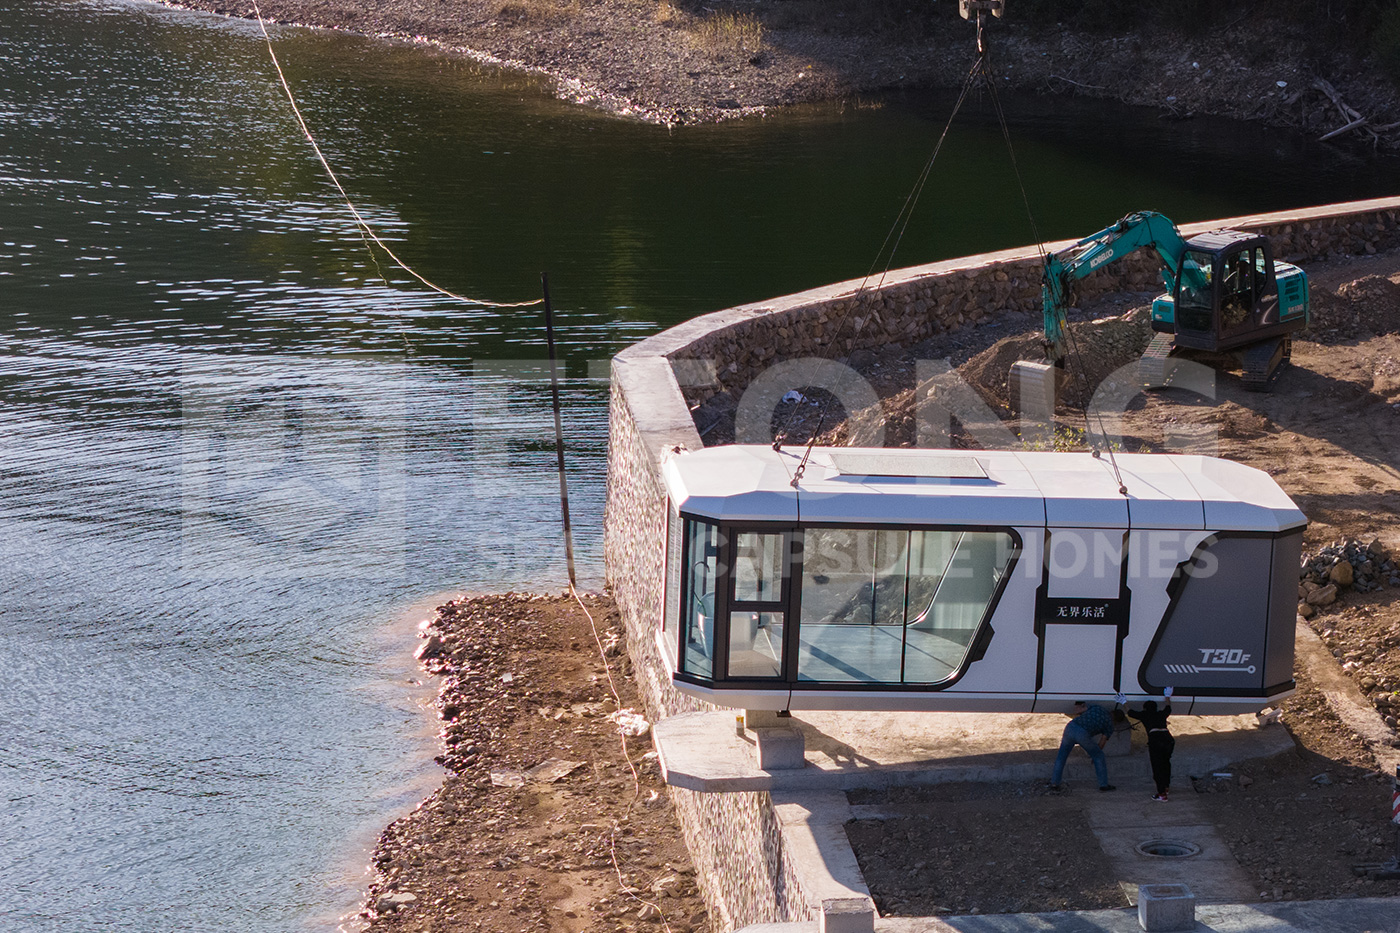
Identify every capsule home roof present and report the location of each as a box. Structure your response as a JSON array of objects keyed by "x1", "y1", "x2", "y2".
[{"x1": 662, "y1": 446, "x2": 1306, "y2": 533}]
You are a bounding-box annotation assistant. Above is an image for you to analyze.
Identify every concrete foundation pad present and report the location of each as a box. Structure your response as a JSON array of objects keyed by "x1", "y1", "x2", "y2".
[
  {"x1": 820, "y1": 897, "x2": 875, "y2": 933},
  {"x1": 1086, "y1": 795, "x2": 1256, "y2": 904},
  {"x1": 655, "y1": 709, "x2": 1294, "y2": 793}
]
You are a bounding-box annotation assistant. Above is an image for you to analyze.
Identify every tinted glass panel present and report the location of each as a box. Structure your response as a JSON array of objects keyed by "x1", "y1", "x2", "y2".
[
  {"x1": 798, "y1": 528, "x2": 902, "y2": 682},
  {"x1": 904, "y1": 532, "x2": 1014, "y2": 683},
  {"x1": 734, "y1": 531, "x2": 785, "y2": 603},
  {"x1": 1176, "y1": 250, "x2": 1215, "y2": 333},
  {"x1": 683, "y1": 520, "x2": 720, "y2": 678},
  {"x1": 1220, "y1": 248, "x2": 1254, "y2": 336},
  {"x1": 728, "y1": 611, "x2": 785, "y2": 678},
  {"x1": 797, "y1": 527, "x2": 1014, "y2": 684}
]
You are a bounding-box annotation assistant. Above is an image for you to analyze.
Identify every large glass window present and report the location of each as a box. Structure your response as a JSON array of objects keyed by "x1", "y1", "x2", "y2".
[
  {"x1": 797, "y1": 528, "x2": 1015, "y2": 684},
  {"x1": 672, "y1": 520, "x2": 1016, "y2": 688},
  {"x1": 903, "y1": 531, "x2": 1011, "y2": 683},
  {"x1": 683, "y1": 520, "x2": 720, "y2": 678},
  {"x1": 1176, "y1": 250, "x2": 1215, "y2": 333}
]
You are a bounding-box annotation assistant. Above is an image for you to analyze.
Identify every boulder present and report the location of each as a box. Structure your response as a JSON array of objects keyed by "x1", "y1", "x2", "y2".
[
  {"x1": 1328, "y1": 561, "x2": 1354, "y2": 587},
  {"x1": 1306, "y1": 583, "x2": 1338, "y2": 607},
  {"x1": 414, "y1": 634, "x2": 446, "y2": 661},
  {"x1": 652, "y1": 874, "x2": 683, "y2": 897}
]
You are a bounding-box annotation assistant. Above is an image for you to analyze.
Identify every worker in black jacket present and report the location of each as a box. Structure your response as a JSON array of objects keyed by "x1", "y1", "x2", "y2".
[{"x1": 1128, "y1": 687, "x2": 1175, "y2": 801}]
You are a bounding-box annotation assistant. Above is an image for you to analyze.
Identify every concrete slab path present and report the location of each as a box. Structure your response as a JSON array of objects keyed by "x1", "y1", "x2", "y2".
[
  {"x1": 1084, "y1": 793, "x2": 1256, "y2": 904},
  {"x1": 739, "y1": 896, "x2": 1400, "y2": 932},
  {"x1": 656, "y1": 708, "x2": 1296, "y2": 794}
]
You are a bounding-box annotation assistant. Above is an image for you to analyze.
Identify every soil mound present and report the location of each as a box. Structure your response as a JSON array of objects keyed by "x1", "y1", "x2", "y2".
[
  {"x1": 960, "y1": 308, "x2": 1152, "y2": 411},
  {"x1": 1309, "y1": 273, "x2": 1400, "y2": 340}
]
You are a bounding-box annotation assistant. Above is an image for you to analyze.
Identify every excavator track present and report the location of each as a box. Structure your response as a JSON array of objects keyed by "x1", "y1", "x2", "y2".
[
  {"x1": 1139, "y1": 332, "x2": 1177, "y2": 389},
  {"x1": 1241, "y1": 337, "x2": 1290, "y2": 392}
]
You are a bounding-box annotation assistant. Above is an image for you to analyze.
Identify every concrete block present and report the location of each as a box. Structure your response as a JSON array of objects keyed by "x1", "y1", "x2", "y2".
[
  {"x1": 818, "y1": 897, "x2": 873, "y2": 933},
  {"x1": 1137, "y1": 883, "x2": 1196, "y2": 932},
  {"x1": 745, "y1": 709, "x2": 785, "y2": 729},
  {"x1": 756, "y1": 727, "x2": 805, "y2": 770}
]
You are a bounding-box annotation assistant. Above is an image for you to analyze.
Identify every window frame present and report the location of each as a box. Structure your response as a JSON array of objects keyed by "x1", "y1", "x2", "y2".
[
  {"x1": 671, "y1": 513, "x2": 1022, "y2": 692},
  {"x1": 723, "y1": 526, "x2": 795, "y2": 681}
]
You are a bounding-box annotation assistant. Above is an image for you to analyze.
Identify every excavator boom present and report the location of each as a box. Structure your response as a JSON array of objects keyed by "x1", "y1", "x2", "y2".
[{"x1": 1041, "y1": 211, "x2": 1191, "y2": 362}]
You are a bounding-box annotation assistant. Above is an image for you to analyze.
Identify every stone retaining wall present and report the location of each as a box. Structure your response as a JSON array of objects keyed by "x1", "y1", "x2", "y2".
[
  {"x1": 671, "y1": 201, "x2": 1400, "y2": 416},
  {"x1": 604, "y1": 196, "x2": 1400, "y2": 932}
]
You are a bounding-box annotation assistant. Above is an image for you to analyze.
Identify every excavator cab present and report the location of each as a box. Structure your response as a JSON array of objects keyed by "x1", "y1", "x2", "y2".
[
  {"x1": 1149, "y1": 230, "x2": 1309, "y2": 389},
  {"x1": 1157, "y1": 231, "x2": 1298, "y2": 348}
]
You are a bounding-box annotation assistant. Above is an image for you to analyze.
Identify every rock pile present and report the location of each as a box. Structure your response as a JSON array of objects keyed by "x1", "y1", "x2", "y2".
[
  {"x1": 1298, "y1": 537, "x2": 1397, "y2": 618},
  {"x1": 1299, "y1": 536, "x2": 1400, "y2": 735}
]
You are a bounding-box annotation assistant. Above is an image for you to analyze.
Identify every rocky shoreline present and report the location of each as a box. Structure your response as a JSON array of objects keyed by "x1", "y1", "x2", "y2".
[
  {"x1": 165, "y1": 1, "x2": 1400, "y2": 141},
  {"x1": 358, "y1": 593, "x2": 711, "y2": 933}
]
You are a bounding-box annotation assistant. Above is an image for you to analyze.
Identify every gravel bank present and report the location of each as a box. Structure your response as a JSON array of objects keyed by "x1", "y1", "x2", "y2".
[{"x1": 165, "y1": 1, "x2": 1400, "y2": 138}]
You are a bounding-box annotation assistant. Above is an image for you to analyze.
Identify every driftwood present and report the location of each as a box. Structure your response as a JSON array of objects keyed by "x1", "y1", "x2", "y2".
[
  {"x1": 1311, "y1": 77, "x2": 1398, "y2": 146},
  {"x1": 1320, "y1": 115, "x2": 1370, "y2": 141}
]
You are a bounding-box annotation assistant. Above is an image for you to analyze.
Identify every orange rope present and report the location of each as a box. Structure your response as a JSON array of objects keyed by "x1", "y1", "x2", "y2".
[
  {"x1": 250, "y1": 0, "x2": 542, "y2": 308},
  {"x1": 569, "y1": 584, "x2": 674, "y2": 933}
]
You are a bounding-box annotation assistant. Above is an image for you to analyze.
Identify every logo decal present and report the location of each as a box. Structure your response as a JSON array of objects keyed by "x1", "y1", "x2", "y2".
[{"x1": 1164, "y1": 648, "x2": 1255, "y2": 675}]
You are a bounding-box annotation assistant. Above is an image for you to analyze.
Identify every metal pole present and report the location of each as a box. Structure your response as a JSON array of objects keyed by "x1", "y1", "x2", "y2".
[{"x1": 541, "y1": 272, "x2": 577, "y2": 589}]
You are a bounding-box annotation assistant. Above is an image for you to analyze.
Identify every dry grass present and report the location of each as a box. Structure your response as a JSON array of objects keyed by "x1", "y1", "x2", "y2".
[
  {"x1": 653, "y1": 1, "x2": 683, "y2": 26},
  {"x1": 690, "y1": 10, "x2": 764, "y2": 55}
]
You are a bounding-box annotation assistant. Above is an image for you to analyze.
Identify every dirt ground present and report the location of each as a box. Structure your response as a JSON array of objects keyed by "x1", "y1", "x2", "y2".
[
  {"x1": 805, "y1": 246, "x2": 1400, "y2": 912},
  {"x1": 359, "y1": 593, "x2": 712, "y2": 933},
  {"x1": 167, "y1": 0, "x2": 1400, "y2": 141},
  {"x1": 848, "y1": 667, "x2": 1400, "y2": 916}
]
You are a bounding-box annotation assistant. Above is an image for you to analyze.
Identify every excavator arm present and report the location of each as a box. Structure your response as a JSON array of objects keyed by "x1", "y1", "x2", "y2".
[{"x1": 1041, "y1": 210, "x2": 1191, "y2": 363}]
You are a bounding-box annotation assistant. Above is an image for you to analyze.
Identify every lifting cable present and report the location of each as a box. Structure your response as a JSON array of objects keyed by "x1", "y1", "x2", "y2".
[
  {"x1": 249, "y1": 0, "x2": 541, "y2": 309},
  {"x1": 975, "y1": 32, "x2": 1129, "y2": 494},
  {"x1": 772, "y1": 7, "x2": 1130, "y2": 496},
  {"x1": 775, "y1": 54, "x2": 985, "y2": 487}
]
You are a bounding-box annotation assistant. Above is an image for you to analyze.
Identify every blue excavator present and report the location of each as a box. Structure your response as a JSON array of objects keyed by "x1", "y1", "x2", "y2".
[{"x1": 1012, "y1": 211, "x2": 1310, "y2": 400}]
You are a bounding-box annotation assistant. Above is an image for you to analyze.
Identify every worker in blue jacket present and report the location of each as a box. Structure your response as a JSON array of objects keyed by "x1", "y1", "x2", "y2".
[{"x1": 1048, "y1": 694, "x2": 1125, "y2": 792}]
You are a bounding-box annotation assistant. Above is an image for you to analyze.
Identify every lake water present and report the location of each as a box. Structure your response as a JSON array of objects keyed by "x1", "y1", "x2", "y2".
[{"x1": 3, "y1": 1, "x2": 1397, "y2": 930}]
